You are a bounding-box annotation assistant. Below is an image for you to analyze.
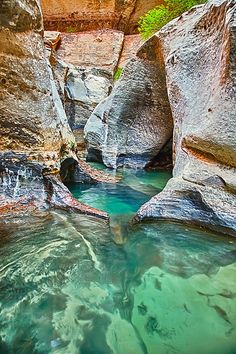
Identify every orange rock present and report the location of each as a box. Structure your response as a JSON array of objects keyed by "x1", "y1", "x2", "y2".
[
  {"x1": 57, "y1": 30, "x2": 124, "y2": 74},
  {"x1": 41, "y1": 0, "x2": 164, "y2": 34}
]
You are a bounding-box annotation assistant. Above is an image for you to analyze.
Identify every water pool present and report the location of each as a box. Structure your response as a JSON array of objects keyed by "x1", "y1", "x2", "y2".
[{"x1": 0, "y1": 167, "x2": 235, "y2": 354}]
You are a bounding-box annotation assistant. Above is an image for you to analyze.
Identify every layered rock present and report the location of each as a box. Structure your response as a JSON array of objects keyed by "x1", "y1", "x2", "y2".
[
  {"x1": 136, "y1": 0, "x2": 236, "y2": 236},
  {"x1": 47, "y1": 30, "x2": 124, "y2": 152},
  {"x1": 85, "y1": 36, "x2": 173, "y2": 168},
  {"x1": 0, "y1": 1, "x2": 73, "y2": 162},
  {"x1": 0, "y1": 0, "x2": 109, "y2": 220},
  {"x1": 41, "y1": 0, "x2": 163, "y2": 34}
]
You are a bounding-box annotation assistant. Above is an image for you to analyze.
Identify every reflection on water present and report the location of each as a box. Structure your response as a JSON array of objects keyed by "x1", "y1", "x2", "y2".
[{"x1": 0, "y1": 167, "x2": 236, "y2": 354}]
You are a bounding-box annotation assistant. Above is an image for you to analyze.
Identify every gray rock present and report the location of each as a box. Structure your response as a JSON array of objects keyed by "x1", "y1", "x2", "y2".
[
  {"x1": 85, "y1": 39, "x2": 174, "y2": 168},
  {"x1": 64, "y1": 67, "x2": 112, "y2": 131},
  {"x1": 136, "y1": 0, "x2": 236, "y2": 237}
]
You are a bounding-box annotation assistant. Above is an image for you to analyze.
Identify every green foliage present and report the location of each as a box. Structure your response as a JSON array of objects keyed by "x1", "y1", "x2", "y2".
[
  {"x1": 139, "y1": 0, "x2": 206, "y2": 39},
  {"x1": 68, "y1": 140, "x2": 76, "y2": 151},
  {"x1": 114, "y1": 67, "x2": 123, "y2": 81},
  {"x1": 66, "y1": 26, "x2": 77, "y2": 33}
]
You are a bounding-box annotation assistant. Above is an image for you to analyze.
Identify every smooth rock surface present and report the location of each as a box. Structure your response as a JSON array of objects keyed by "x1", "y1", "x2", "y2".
[
  {"x1": 0, "y1": 153, "x2": 109, "y2": 220},
  {"x1": 0, "y1": 0, "x2": 110, "y2": 220},
  {"x1": 136, "y1": 0, "x2": 236, "y2": 236},
  {"x1": 85, "y1": 36, "x2": 173, "y2": 168},
  {"x1": 0, "y1": 10, "x2": 74, "y2": 163}
]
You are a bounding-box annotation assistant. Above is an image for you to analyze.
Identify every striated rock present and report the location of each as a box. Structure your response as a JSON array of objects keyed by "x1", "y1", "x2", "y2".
[
  {"x1": 41, "y1": 0, "x2": 163, "y2": 34},
  {"x1": 0, "y1": 153, "x2": 109, "y2": 220},
  {"x1": 60, "y1": 157, "x2": 117, "y2": 184},
  {"x1": 56, "y1": 30, "x2": 124, "y2": 74},
  {"x1": 136, "y1": 0, "x2": 236, "y2": 236},
  {"x1": 0, "y1": 5, "x2": 74, "y2": 163},
  {"x1": 0, "y1": 0, "x2": 109, "y2": 220},
  {"x1": 85, "y1": 36, "x2": 173, "y2": 168}
]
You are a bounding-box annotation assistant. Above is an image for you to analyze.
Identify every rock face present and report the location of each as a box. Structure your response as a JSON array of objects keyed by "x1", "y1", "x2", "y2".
[
  {"x1": 136, "y1": 0, "x2": 236, "y2": 236},
  {"x1": 0, "y1": 0, "x2": 109, "y2": 220},
  {"x1": 117, "y1": 34, "x2": 144, "y2": 68},
  {"x1": 48, "y1": 30, "x2": 124, "y2": 152},
  {"x1": 56, "y1": 31, "x2": 124, "y2": 74},
  {"x1": 85, "y1": 36, "x2": 173, "y2": 168},
  {"x1": 41, "y1": 0, "x2": 163, "y2": 34},
  {"x1": 0, "y1": 1, "x2": 74, "y2": 163}
]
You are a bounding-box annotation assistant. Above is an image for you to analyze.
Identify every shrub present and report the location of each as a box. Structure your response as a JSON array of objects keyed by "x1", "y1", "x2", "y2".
[
  {"x1": 114, "y1": 67, "x2": 123, "y2": 81},
  {"x1": 138, "y1": 0, "x2": 206, "y2": 39},
  {"x1": 66, "y1": 26, "x2": 77, "y2": 33}
]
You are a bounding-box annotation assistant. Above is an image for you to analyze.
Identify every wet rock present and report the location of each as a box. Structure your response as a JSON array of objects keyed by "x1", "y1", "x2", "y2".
[
  {"x1": 0, "y1": 0, "x2": 110, "y2": 221},
  {"x1": 61, "y1": 157, "x2": 117, "y2": 184},
  {"x1": 85, "y1": 36, "x2": 173, "y2": 169},
  {"x1": 0, "y1": 153, "x2": 109, "y2": 221},
  {"x1": 136, "y1": 0, "x2": 236, "y2": 236}
]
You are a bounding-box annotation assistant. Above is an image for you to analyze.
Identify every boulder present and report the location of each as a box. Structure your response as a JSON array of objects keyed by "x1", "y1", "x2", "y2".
[
  {"x1": 85, "y1": 36, "x2": 173, "y2": 168},
  {"x1": 0, "y1": 153, "x2": 109, "y2": 220},
  {"x1": 135, "y1": 0, "x2": 236, "y2": 236}
]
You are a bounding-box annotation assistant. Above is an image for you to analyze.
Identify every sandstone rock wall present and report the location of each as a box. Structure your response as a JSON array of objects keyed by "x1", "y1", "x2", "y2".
[
  {"x1": 136, "y1": 0, "x2": 236, "y2": 236},
  {"x1": 0, "y1": 0, "x2": 109, "y2": 220},
  {"x1": 41, "y1": 0, "x2": 163, "y2": 34},
  {"x1": 85, "y1": 36, "x2": 173, "y2": 169},
  {"x1": 0, "y1": 0, "x2": 74, "y2": 164}
]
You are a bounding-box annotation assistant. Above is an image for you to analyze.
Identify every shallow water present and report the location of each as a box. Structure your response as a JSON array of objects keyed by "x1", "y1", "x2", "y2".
[{"x1": 0, "y1": 167, "x2": 236, "y2": 354}]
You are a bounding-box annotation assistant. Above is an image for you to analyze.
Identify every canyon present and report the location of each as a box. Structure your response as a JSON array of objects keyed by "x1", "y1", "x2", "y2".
[
  {"x1": 0, "y1": 0, "x2": 235, "y2": 235},
  {"x1": 0, "y1": 0, "x2": 236, "y2": 353}
]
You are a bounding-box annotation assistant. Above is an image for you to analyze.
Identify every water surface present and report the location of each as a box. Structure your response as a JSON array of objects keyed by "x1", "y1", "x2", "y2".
[{"x1": 0, "y1": 167, "x2": 236, "y2": 354}]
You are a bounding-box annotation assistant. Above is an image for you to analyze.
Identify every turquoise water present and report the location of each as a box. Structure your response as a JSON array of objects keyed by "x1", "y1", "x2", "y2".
[{"x1": 0, "y1": 167, "x2": 236, "y2": 354}]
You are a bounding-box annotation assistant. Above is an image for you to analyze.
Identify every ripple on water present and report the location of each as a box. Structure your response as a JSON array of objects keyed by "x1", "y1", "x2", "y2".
[{"x1": 0, "y1": 167, "x2": 236, "y2": 354}]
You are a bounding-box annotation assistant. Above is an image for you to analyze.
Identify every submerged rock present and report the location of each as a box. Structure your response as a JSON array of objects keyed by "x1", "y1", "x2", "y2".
[
  {"x1": 0, "y1": 153, "x2": 109, "y2": 220},
  {"x1": 136, "y1": 0, "x2": 236, "y2": 236}
]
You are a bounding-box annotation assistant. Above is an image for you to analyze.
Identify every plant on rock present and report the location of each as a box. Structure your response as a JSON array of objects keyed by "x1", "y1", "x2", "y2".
[
  {"x1": 138, "y1": 0, "x2": 206, "y2": 39},
  {"x1": 114, "y1": 67, "x2": 123, "y2": 81}
]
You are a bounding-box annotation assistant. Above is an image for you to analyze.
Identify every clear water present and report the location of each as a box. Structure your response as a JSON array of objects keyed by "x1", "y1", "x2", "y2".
[{"x1": 0, "y1": 166, "x2": 236, "y2": 354}]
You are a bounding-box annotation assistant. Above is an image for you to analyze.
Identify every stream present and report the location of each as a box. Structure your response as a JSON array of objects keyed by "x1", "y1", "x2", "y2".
[{"x1": 0, "y1": 165, "x2": 236, "y2": 354}]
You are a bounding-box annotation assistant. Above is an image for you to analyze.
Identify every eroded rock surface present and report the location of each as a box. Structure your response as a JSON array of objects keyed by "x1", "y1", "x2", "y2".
[
  {"x1": 136, "y1": 0, "x2": 236, "y2": 236},
  {"x1": 0, "y1": 4, "x2": 74, "y2": 162},
  {"x1": 85, "y1": 36, "x2": 173, "y2": 168},
  {"x1": 0, "y1": 0, "x2": 109, "y2": 220},
  {"x1": 47, "y1": 30, "x2": 123, "y2": 151},
  {"x1": 41, "y1": 0, "x2": 163, "y2": 34}
]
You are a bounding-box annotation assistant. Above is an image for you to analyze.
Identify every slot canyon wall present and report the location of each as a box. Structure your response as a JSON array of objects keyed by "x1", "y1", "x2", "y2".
[
  {"x1": 0, "y1": 0, "x2": 109, "y2": 220},
  {"x1": 85, "y1": 0, "x2": 236, "y2": 235},
  {"x1": 41, "y1": 0, "x2": 164, "y2": 34},
  {"x1": 135, "y1": 0, "x2": 236, "y2": 235}
]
